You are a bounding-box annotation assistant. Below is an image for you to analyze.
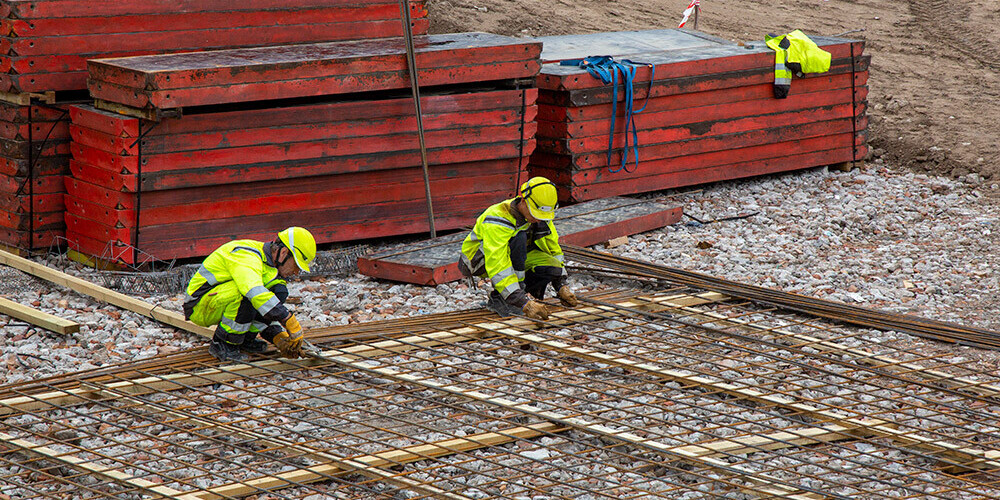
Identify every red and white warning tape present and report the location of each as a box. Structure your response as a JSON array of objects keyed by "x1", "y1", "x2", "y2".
[{"x1": 678, "y1": 0, "x2": 700, "y2": 28}]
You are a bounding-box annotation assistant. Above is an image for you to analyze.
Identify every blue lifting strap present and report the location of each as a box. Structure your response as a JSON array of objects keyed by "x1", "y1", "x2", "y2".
[{"x1": 560, "y1": 56, "x2": 655, "y2": 173}]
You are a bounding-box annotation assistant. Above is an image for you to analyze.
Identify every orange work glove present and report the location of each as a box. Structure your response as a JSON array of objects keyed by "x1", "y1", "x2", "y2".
[
  {"x1": 557, "y1": 285, "x2": 579, "y2": 307},
  {"x1": 272, "y1": 314, "x2": 304, "y2": 358},
  {"x1": 522, "y1": 300, "x2": 550, "y2": 320}
]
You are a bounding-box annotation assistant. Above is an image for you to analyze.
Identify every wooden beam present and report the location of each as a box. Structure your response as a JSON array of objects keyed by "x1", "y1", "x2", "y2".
[
  {"x1": 0, "y1": 249, "x2": 214, "y2": 338},
  {"x1": 0, "y1": 296, "x2": 80, "y2": 334},
  {"x1": 0, "y1": 292, "x2": 718, "y2": 416}
]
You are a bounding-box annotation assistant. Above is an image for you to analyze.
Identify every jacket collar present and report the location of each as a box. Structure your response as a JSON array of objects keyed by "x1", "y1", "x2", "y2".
[
  {"x1": 262, "y1": 241, "x2": 277, "y2": 268},
  {"x1": 508, "y1": 198, "x2": 528, "y2": 226}
]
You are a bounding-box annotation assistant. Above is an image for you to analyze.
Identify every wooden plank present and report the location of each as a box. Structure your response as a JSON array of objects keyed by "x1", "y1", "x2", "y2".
[
  {"x1": 0, "y1": 296, "x2": 79, "y2": 334},
  {"x1": 0, "y1": 249, "x2": 214, "y2": 338},
  {"x1": 357, "y1": 197, "x2": 682, "y2": 285}
]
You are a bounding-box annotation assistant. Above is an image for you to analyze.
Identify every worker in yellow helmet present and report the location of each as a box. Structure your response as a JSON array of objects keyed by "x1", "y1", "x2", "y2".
[
  {"x1": 183, "y1": 227, "x2": 317, "y2": 362},
  {"x1": 459, "y1": 177, "x2": 579, "y2": 320}
]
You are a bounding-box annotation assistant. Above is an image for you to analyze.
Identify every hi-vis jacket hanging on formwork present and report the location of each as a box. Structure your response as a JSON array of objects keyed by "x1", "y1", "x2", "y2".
[{"x1": 764, "y1": 30, "x2": 831, "y2": 98}]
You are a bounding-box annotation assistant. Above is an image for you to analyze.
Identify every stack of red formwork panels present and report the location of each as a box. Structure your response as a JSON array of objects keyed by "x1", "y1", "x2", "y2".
[
  {"x1": 530, "y1": 30, "x2": 869, "y2": 203},
  {"x1": 67, "y1": 33, "x2": 542, "y2": 264},
  {"x1": 0, "y1": 0, "x2": 429, "y2": 251},
  {"x1": 0, "y1": 101, "x2": 70, "y2": 249},
  {"x1": 1, "y1": 0, "x2": 429, "y2": 94}
]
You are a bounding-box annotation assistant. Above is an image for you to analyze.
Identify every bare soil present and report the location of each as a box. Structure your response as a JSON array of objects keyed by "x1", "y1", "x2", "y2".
[{"x1": 428, "y1": 0, "x2": 1000, "y2": 184}]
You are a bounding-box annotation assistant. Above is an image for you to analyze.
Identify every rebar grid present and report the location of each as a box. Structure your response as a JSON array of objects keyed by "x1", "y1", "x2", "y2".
[{"x1": 2, "y1": 288, "x2": 999, "y2": 499}]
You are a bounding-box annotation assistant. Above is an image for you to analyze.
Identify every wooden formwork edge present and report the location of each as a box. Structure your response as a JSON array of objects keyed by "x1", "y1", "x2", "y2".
[{"x1": 94, "y1": 99, "x2": 180, "y2": 122}]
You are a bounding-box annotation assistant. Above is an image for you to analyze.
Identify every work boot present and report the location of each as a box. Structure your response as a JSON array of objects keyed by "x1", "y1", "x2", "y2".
[
  {"x1": 208, "y1": 338, "x2": 248, "y2": 362},
  {"x1": 239, "y1": 331, "x2": 269, "y2": 354},
  {"x1": 486, "y1": 291, "x2": 519, "y2": 317}
]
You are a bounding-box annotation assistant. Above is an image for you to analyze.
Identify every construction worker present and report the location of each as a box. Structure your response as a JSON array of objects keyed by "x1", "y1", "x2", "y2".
[
  {"x1": 183, "y1": 227, "x2": 317, "y2": 362},
  {"x1": 459, "y1": 176, "x2": 579, "y2": 320}
]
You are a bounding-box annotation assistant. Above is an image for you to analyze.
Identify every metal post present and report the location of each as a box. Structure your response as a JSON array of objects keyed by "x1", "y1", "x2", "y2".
[{"x1": 398, "y1": 0, "x2": 436, "y2": 238}]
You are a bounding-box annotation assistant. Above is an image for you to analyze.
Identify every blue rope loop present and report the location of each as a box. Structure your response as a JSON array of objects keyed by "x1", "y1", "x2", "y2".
[{"x1": 560, "y1": 56, "x2": 655, "y2": 173}]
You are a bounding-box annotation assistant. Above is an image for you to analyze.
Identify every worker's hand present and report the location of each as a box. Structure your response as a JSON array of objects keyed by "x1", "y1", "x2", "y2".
[
  {"x1": 272, "y1": 331, "x2": 304, "y2": 358},
  {"x1": 283, "y1": 314, "x2": 302, "y2": 336},
  {"x1": 557, "y1": 285, "x2": 579, "y2": 307},
  {"x1": 522, "y1": 300, "x2": 550, "y2": 320}
]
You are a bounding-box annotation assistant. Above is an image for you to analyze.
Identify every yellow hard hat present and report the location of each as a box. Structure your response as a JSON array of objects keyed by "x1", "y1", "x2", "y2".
[
  {"x1": 519, "y1": 177, "x2": 558, "y2": 221},
  {"x1": 278, "y1": 227, "x2": 316, "y2": 273}
]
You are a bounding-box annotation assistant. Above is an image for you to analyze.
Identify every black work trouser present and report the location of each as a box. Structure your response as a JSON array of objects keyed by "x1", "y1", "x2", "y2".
[{"x1": 213, "y1": 285, "x2": 289, "y2": 345}]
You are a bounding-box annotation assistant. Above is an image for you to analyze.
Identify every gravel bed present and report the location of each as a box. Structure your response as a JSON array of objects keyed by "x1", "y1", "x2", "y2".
[{"x1": 3, "y1": 162, "x2": 999, "y2": 384}]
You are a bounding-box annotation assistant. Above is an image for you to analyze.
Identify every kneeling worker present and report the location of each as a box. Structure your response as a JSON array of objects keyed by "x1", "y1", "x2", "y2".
[
  {"x1": 459, "y1": 176, "x2": 579, "y2": 319},
  {"x1": 184, "y1": 227, "x2": 317, "y2": 362}
]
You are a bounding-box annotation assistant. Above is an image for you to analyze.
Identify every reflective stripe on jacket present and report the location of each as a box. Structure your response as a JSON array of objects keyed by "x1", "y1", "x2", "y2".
[
  {"x1": 764, "y1": 30, "x2": 831, "y2": 99},
  {"x1": 185, "y1": 240, "x2": 288, "y2": 321}
]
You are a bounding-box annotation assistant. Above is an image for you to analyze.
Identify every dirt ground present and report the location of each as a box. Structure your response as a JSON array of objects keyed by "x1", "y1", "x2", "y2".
[{"x1": 429, "y1": 0, "x2": 1000, "y2": 185}]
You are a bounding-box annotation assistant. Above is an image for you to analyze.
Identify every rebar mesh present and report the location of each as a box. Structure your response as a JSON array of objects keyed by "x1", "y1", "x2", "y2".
[{"x1": 2, "y1": 287, "x2": 999, "y2": 499}]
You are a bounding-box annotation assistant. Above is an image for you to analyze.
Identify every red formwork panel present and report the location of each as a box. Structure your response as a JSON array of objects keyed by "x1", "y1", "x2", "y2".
[
  {"x1": 564, "y1": 145, "x2": 869, "y2": 203},
  {"x1": 71, "y1": 105, "x2": 536, "y2": 156},
  {"x1": 70, "y1": 139, "x2": 535, "y2": 193},
  {"x1": 2, "y1": 1, "x2": 430, "y2": 93},
  {"x1": 537, "y1": 85, "x2": 867, "y2": 141},
  {"x1": 64, "y1": 167, "x2": 522, "y2": 228},
  {"x1": 4, "y1": 0, "x2": 423, "y2": 18},
  {"x1": 537, "y1": 130, "x2": 868, "y2": 186},
  {"x1": 0, "y1": 228, "x2": 61, "y2": 249},
  {"x1": 528, "y1": 29, "x2": 869, "y2": 202},
  {"x1": 71, "y1": 88, "x2": 537, "y2": 140},
  {"x1": 536, "y1": 34, "x2": 865, "y2": 92},
  {"x1": 357, "y1": 197, "x2": 684, "y2": 285},
  {"x1": 87, "y1": 33, "x2": 542, "y2": 110},
  {"x1": 2, "y1": 5, "x2": 423, "y2": 37},
  {"x1": 65, "y1": 191, "x2": 504, "y2": 264}
]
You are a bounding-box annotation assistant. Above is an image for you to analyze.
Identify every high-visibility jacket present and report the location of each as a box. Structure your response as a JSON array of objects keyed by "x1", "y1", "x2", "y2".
[
  {"x1": 461, "y1": 199, "x2": 565, "y2": 300},
  {"x1": 764, "y1": 30, "x2": 831, "y2": 99},
  {"x1": 185, "y1": 240, "x2": 289, "y2": 323}
]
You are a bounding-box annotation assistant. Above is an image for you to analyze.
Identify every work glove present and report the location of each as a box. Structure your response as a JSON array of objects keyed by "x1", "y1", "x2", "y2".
[
  {"x1": 522, "y1": 300, "x2": 550, "y2": 320},
  {"x1": 557, "y1": 285, "x2": 579, "y2": 307},
  {"x1": 272, "y1": 315, "x2": 304, "y2": 358},
  {"x1": 272, "y1": 331, "x2": 304, "y2": 358}
]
